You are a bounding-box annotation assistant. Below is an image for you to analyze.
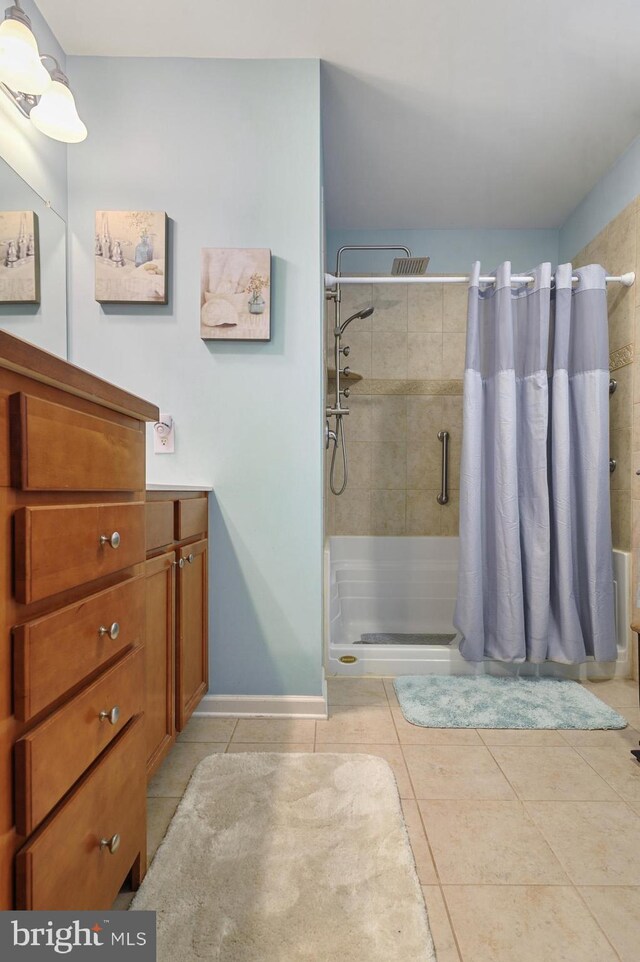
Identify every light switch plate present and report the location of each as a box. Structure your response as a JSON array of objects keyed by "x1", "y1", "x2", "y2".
[{"x1": 153, "y1": 414, "x2": 175, "y2": 454}]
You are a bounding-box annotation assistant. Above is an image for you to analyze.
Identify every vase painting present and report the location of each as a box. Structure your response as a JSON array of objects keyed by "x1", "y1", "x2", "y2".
[
  {"x1": 201, "y1": 248, "x2": 271, "y2": 341},
  {"x1": 0, "y1": 211, "x2": 40, "y2": 304},
  {"x1": 95, "y1": 211, "x2": 168, "y2": 303}
]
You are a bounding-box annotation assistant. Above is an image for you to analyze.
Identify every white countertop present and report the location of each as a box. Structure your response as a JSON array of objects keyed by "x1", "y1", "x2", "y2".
[{"x1": 146, "y1": 484, "x2": 213, "y2": 492}]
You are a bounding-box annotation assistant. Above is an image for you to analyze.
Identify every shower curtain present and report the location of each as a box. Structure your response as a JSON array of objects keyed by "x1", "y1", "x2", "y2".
[{"x1": 454, "y1": 261, "x2": 617, "y2": 664}]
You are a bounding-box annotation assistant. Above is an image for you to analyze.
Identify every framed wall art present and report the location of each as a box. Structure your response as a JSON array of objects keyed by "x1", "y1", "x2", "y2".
[
  {"x1": 200, "y1": 248, "x2": 271, "y2": 341},
  {"x1": 95, "y1": 210, "x2": 168, "y2": 304},
  {"x1": 0, "y1": 211, "x2": 40, "y2": 304}
]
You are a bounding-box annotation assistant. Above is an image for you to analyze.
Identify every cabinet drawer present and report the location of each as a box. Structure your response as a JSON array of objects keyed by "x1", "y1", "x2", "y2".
[
  {"x1": 177, "y1": 497, "x2": 208, "y2": 541},
  {"x1": 10, "y1": 393, "x2": 144, "y2": 492},
  {"x1": 146, "y1": 500, "x2": 174, "y2": 552},
  {"x1": 14, "y1": 502, "x2": 145, "y2": 603},
  {"x1": 13, "y1": 575, "x2": 144, "y2": 722},
  {"x1": 15, "y1": 715, "x2": 146, "y2": 910},
  {"x1": 15, "y1": 647, "x2": 144, "y2": 836}
]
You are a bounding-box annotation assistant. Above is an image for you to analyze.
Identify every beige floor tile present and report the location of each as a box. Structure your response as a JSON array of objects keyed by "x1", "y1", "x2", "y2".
[
  {"x1": 490, "y1": 747, "x2": 618, "y2": 800},
  {"x1": 316, "y1": 705, "x2": 398, "y2": 744},
  {"x1": 478, "y1": 729, "x2": 566, "y2": 746},
  {"x1": 420, "y1": 799, "x2": 567, "y2": 885},
  {"x1": 620, "y1": 705, "x2": 640, "y2": 728},
  {"x1": 326, "y1": 677, "x2": 387, "y2": 707},
  {"x1": 176, "y1": 716, "x2": 236, "y2": 743},
  {"x1": 559, "y1": 726, "x2": 640, "y2": 748},
  {"x1": 403, "y1": 745, "x2": 515, "y2": 800},
  {"x1": 578, "y1": 886, "x2": 640, "y2": 962},
  {"x1": 230, "y1": 718, "x2": 316, "y2": 743},
  {"x1": 583, "y1": 679, "x2": 639, "y2": 707},
  {"x1": 392, "y1": 708, "x2": 482, "y2": 745},
  {"x1": 443, "y1": 885, "x2": 619, "y2": 962},
  {"x1": 421, "y1": 886, "x2": 460, "y2": 962},
  {"x1": 526, "y1": 800, "x2": 640, "y2": 884},
  {"x1": 383, "y1": 677, "x2": 400, "y2": 706},
  {"x1": 147, "y1": 743, "x2": 225, "y2": 797},
  {"x1": 147, "y1": 797, "x2": 179, "y2": 865},
  {"x1": 627, "y1": 798, "x2": 640, "y2": 816},
  {"x1": 400, "y1": 799, "x2": 438, "y2": 884},
  {"x1": 315, "y1": 743, "x2": 413, "y2": 798},
  {"x1": 226, "y1": 743, "x2": 314, "y2": 753},
  {"x1": 574, "y1": 746, "x2": 640, "y2": 801}
]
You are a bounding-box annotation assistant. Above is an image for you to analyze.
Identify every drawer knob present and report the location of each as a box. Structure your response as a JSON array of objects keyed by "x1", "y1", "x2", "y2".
[
  {"x1": 186, "y1": 553, "x2": 194, "y2": 565},
  {"x1": 100, "y1": 833, "x2": 121, "y2": 854},
  {"x1": 172, "y1": 558, "x2": 185, "y2": 569},
  {"x1": 99, "y1": 531, "x2": 121, "y2": 549},
  {"x1": 99, "y1": 706, "x2": 120, "y2": 725},
  {"x1": 98, "y1": 621, "x2": 120, "y2": 641}
]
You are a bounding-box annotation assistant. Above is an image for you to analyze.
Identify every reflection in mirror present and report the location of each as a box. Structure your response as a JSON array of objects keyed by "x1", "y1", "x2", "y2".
[{"x1": 0, "y1": 157, "x2": 67, "y2": 358}]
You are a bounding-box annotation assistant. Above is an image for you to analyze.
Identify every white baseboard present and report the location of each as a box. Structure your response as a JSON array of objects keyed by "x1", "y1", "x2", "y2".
[{"x1": 195, "y1": 692, "x2": 328, "y2": 719}]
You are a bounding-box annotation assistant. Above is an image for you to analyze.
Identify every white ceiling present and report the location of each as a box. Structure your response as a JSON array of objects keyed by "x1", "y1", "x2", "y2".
[{"x1": 38, "y1": 0, "x2": 640, "y2": 230}]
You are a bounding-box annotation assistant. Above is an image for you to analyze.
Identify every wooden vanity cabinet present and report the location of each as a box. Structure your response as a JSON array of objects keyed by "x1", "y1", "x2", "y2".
[
  {"x1": 0, "y1": 330, "x2": 158, "y2": 910},
  {"x1": 145, "y1": 490, "x2": 209, "y2": 778}
]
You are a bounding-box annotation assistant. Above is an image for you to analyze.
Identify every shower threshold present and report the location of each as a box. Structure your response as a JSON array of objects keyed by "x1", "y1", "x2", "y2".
[{"x1": 355, "y1": 632, "x2": 456, "y2": 646}]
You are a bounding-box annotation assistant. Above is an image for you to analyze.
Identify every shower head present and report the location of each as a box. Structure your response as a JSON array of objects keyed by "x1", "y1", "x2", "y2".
[
  {"x1": 338, "y1": 306, "x2": 374, "y2": 336},
  {"x1": 391, "y1": 256, "x2": 430, "y2": 276}
]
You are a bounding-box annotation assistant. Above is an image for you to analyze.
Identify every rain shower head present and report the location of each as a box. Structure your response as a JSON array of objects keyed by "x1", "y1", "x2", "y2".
[{"x1": 391, "y1": 256, "x2": 430, "y2": 276}]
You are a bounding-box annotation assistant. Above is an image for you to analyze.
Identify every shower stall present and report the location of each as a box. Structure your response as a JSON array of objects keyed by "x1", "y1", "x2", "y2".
[{"x1": 323, "y1": 247, "x2": 634, "y2": 681}]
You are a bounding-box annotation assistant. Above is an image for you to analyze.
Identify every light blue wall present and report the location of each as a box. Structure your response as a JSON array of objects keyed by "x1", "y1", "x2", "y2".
[
  {"x1": 0, "y1": 0, "x2": 67, "y2": 218},
  {"x1": 327, "y1": 228, "x2": 559, "y2": 274},
  {"x1": 559, "y1": 133, "x2": 640, "y2": 261},
  {"x1": 67, "y1": 57, "x2": 324, "y2": 698}
]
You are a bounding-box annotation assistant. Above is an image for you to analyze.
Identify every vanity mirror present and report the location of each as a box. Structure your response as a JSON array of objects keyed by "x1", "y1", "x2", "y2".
[{"x1": 0, "y1": 155, "x2": 67, "y2": 357}]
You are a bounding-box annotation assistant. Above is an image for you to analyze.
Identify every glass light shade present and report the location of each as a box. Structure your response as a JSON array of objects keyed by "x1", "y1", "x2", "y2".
[
  {"x1": 30, "y1": 79, "x2": 87, "y2": 143},
  {"x1": 0, "y1": 16, "x2": 50, "y2": 94}
]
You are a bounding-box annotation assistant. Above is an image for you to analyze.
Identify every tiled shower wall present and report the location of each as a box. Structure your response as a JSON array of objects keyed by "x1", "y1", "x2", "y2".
[
  {"x1": 572, "y1": 197, "x2": 639, "y2": 678},
  {"x1": 325, "y1": 281, "x2": 467, "y2": 536}
]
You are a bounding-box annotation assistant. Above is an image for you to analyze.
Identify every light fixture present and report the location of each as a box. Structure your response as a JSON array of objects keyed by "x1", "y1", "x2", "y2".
[
  {"x1": 0, "y1": 2, "x2": 50, "y2": 94},
  {"x1": 0, "y1": 1, "x2": 87, "y2": 143},
  {"x1": 30, "y1": 58, "x2": 87, "y2": 143}
]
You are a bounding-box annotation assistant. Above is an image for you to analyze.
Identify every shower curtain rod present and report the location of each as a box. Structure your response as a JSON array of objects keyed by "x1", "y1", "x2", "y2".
[{"x1": 325, "y1": 271, "x2": 636, "y2": 288}]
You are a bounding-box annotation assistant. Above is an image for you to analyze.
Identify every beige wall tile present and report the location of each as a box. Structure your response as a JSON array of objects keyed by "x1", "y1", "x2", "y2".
[
  {"x1": 372, "y1": 283, "x2": 408, "y2": 331},
  {"x1": 406, "y1": 489, "x2": 442, "y2": 535},
  {"x1": 633, "y1": 401, "x2": 640, "y2": 450},
  {"x1": 371, "y1": 438, "x2": 407, "y2": 489},
  {"x1": 611, "y1": 488, "x2": 631, "y2": 550},
  {"x1": 345, "y1": 440, "x2": 372, "y2": 488},
  {"x1": 610, "y1": 363, "x2": 632, "y2": 434},
  {"x1": 346, "y1": 395, "x2": 372, "y2": 442},
  {"x1": 331, "y1": 486, "x2": 371, "y2": 535},
  {"x1": 607, "y1": 203, "x2": 636, "y2": 277},
  {"x1": 371, "y1": 332, "x2": 408, "y2": 378},
  {"x1": 610, "y1": 425, "x2": 631, "y2": 490},
  {"x1": 441, "y1": 333, "x2": 467, "y2": 379},
  {"x1": 408, "y1": 285, "x2": 443, "y2": 332},
  {"x1": 440, "y1": 488, "x2": 460, "y2": 536},
  {"x1": 407, "y1": 395, "x2": 443, "y2": 438},
  {"x1": 443, "y1": 285, "x2": 468, "y2": 333},
  {"x1": 609, "y1": 285, "x2": 634, "y2": 351},
  {"x1": 407, "y1": 333, "x2": 444, "y2": 378},
  {"x1": 371, "y1": 488, "x2": 406, "y2": 534},
  {"x1": 370, "y1": 394, "x2": 407, "y2": 434},
  {"x1": 407, "y1": 443, "x2": 441, "y2": 491}
]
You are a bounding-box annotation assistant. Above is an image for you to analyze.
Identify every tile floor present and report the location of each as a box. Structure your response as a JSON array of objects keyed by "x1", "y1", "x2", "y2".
[{"x1": 117, "y1": 676, "x2": 640, "y2": 962}]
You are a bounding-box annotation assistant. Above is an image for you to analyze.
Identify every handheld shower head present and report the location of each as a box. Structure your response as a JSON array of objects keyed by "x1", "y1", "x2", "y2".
[{"x1": 338, "y1": 306, "x2": 374, "y2": 336}]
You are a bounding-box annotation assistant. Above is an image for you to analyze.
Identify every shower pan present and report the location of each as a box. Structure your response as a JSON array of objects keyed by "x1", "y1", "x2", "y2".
[{"x1": 325, "y1": 245, "x2": 429, "y2": 496}]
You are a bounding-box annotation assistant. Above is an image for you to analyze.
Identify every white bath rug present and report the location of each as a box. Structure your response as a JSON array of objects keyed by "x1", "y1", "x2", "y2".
[
  {"x1": 394, "y1": 675, "x2": 628, "y2": 729},
  {"x1": 131, "y1": 753, "x2": 435, "y2": 962}
]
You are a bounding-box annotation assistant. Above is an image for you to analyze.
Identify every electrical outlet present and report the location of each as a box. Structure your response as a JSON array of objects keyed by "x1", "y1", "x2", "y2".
[{"x1": 153, "y1": 414, "x2": 175, "y2": 454}]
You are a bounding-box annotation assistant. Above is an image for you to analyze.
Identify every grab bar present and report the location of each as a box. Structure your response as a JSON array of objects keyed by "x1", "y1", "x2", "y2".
[{"x1": 437, "y1": 430, "x2": 449, "y2": 505}]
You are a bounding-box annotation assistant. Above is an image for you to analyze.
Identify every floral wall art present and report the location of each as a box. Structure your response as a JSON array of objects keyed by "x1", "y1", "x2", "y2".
[
  {"x1": 95, "y1": 210, "x2": 168, "y2": 304},
  {"x1": 200, "y1": 248, "x2": 271, "y2": 341},
  {"x1": 0, "y1": 211, "x2": 39, "y2": 304}
]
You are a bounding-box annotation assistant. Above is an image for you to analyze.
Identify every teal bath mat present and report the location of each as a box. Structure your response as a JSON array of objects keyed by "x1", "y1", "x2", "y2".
[{"x1": 394, "y1": 675, "x2": 628, "y2": 729}]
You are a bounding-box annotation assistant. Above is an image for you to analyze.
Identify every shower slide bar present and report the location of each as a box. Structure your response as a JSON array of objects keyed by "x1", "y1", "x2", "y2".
[{"x1": 325, "y1": 271, "x2": 636, "y2": 288}]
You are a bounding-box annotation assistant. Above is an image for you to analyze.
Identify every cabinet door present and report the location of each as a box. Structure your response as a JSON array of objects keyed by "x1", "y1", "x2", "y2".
[
  {"x1": 144, "y1": 551, "x2": 175, "y2": 777},
  {"x1": 176, "y1": 539, "x2": 208, "y2": 730}
]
